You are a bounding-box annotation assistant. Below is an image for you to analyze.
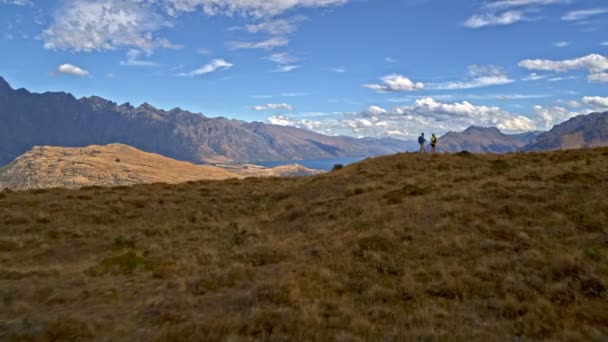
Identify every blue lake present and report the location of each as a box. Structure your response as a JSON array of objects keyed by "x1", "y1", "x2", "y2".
[{"x1": 257, "y1": 157, "x2": 368, "y2": 171}]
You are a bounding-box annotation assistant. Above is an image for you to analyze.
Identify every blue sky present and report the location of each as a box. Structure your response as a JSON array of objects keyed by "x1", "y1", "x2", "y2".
[{"x1": 1, "y1": 0, "x2": 607, "y2": 139}]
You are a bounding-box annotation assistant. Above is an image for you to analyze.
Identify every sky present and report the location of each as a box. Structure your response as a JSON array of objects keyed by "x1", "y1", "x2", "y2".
[{"x1": 1, "y1": 0, "x2": 607, "y2": 140}]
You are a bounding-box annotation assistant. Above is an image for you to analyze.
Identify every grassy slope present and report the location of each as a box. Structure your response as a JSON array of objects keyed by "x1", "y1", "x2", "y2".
[{"x1": 1, "y1": 148, "x2": 607, "y2": 340}]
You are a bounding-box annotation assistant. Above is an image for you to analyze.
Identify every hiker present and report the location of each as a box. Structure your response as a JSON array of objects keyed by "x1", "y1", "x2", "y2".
[
  {"x1": 430, "y1": 133, "x2": 438, "y2": 153},
  {"x1": 418, "y1": 133, "x2": 426, "y2": 153}
]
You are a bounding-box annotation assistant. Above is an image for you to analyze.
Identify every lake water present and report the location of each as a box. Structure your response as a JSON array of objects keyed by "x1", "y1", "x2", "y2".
[{"x1": 257, "y1": 157, "x2": 367, "y2": 171}]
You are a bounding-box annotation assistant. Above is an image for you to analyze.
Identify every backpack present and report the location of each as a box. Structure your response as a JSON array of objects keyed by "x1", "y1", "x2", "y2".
[{"x1": 418, "y1": 136, "x2": 425, "y2": 144}]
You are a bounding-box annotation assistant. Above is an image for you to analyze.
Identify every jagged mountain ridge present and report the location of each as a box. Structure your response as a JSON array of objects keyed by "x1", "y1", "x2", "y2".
[
  {"x1": 0, "y1": 77, "x2": 404, "y2": 166},
  {"x1": 521, "y1": 112, "x2": 608, "y2": 151},
  {"x1": 438, "y1": 126, "x2": 541, "y2": 153}
]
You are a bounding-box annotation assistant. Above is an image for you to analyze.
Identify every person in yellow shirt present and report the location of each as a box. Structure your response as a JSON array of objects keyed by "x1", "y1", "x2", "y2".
[{"x1": 430, "y1": 133, "x2": 438, "y2": 153}]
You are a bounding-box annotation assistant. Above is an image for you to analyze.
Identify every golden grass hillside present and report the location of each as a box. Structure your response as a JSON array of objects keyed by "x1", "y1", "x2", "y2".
[
  {"x1": 1, "y1": 148, "x2": 607, "y2": 340},
  {"x1": 0, "y1": 144, "x2": 321, "y2": 191}
]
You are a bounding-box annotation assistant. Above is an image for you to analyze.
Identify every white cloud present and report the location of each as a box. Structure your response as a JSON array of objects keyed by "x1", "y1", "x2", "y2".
[
  {"x1": 41, "y1": 0, "x2": 174, "y2": 53},
  {"x1": 273, "y1": 65, "x2": 301, "y2": 72},
  {"x1": 162, "y1": 0, "x2": 348, "y2": 18},
  {"x1": 331, "y1": 67, "x2": 347, "y2": 73},
  {"x1": 253, "y1": 103, "x2": 294, "y2": 111},
  {"x1": 232, "y1": 17, "x2": 304, "y2": 35},
  {"x1": 429, "y1": 65, "x2": 514, "y2": 90},
  {"x1": 227, "y1": 36, "x2": 288, "y2": 50},
  {"x1": 120, "y1": 49, "x2": 159, "y2": 67},
  {"x1": 602, "y1": 41, "x2": 608, "y2": 46},
  {"x1": 464, "y1": 11, "x2": 525, "y2": 28},
  {"x1": 533, "y1": 105, "x2": 587, "y2": 129},
  {"x1": 281, "y1": 92, "x2": 308, "y2": 97},
  {"x1": 268, "y1": 98, "x2": 537, "y2": 139},
  {"x1": 267, "y1": 52, "x2": 298, "y2": 64},
  {"x1": 57, "y1": 63, "x2": 90, "y2": 76},
  {"x1": 582, "y1": 96, "x2": 608, "y2": 108},
  {"x1": 519, "y1": 54, "x2": 608, "y2": 82},
  {"x1": 522, "y1": 72, "x2": 549, "y2": 81},
  {"x1": 466, "y1": 0, "x2": 566, "y2": 29},
  {"x1": 1, "y1": 0, "x2": 32, "y2": 6},
  {"x1": 554, "y1": 41, "x2": 570, "y2": 48},
  {"x1": 562, "y1": 8, "x2": 608, "y2": 21},
  {"x1": 385, "y1": 57, "x2": 397, "y2": 63},
  {"x1": 197, "y1": 48, "x2": 212, "y2": 54},
  {"x1": 548, "y1": 76, "x2": 576, "y2": 82},
  {"x1": 268, "y1": 115, "x2": 294, "y2": 126},
  {"x1": 364, "y1": 74, "x2": 424, "y2": 93},
  {"x1": 482, "y1": 0, "x2": 567, "y2": 10},
  {"x1": 177, "y1": 59, "x2": 232, "y2": 76},
  {"x1": 588, "y1": 72, "x2": 608, "y2": 83}
]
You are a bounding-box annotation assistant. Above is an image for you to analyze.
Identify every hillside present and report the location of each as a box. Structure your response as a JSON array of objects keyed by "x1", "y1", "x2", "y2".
[
  {"x1": 0, "y1": 144, "x2": 321, "y2": 191},
  {"x1": 522, "y1": 111, "x2": 608, "y2": 151},
  {"x1": 439, "y1": 126, "x2": 540, "y2": 153},
  {"x1": 1, "y1": 148, "x2": 607, "y2": 340},
  {"x1": 0, "y1": 77, "x2": 403, "y2": 166}
]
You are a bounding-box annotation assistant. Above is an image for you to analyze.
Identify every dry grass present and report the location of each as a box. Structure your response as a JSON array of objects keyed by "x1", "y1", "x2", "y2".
[{"x1": 1, "y1": 148, "x2": 608, "y2": 340}]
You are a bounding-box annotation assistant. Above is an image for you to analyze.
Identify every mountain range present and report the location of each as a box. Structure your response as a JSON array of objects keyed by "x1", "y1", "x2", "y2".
[
  {"x1": 521, "y1": 111, "x2": 608, "y2": 151},
  {"x1": 2, "y1": 76, "x2": 607, "y2": 169},
  {"x1": 0, "y1": 76, "x2": 404, "y2": 167},
  {"x1": 438, "y1": 126, "x2": 541, "y2": 153}
]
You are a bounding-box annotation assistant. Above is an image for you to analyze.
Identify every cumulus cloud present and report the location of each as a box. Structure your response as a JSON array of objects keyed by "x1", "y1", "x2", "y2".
[
  {"x1": 162, "y1": 0, "x2": 348, "y2": 18},
  {"x1": 519, "y1": 54, "x2": 608, "y2": 73},
  {"x1": 582, "y1": 96, "x2": 608, "y2": 108},
  {"x1": 533, "y1": 105, "x2": 586, "y2": 129},
  {"x1": 177, "y1": 59, "x2": 232, "y2": 76},
  {"x1": 519, "y1": 54, "x2": 608, "y2": 82},
  {"x1": 562, "y1": 8, "x2": 608, "y2": 21},
  {"x1": 267, "y1": 97, "x2": 538, "y2": 139},
  {"x1": 57, "y1": 63, "x2": 90, "y2": 76},
  {"x1": 588, "y1": 72, "x2": 608, "y2": 83},
  {"x1": 253, "y1": 103, "x2": 294, "y2": 111},
  {"x1": 364, "y1": 74, "x2": 424, "y2": 93},
  {"x1": 227, "y1": 36, "x2": 289, "y2": 50},
  {"x1": 41, "y1": 0, "x2": 174, "y2": 52},
  {"x1": 429, "y1": 65, "x2": 514, "y2": 90}
]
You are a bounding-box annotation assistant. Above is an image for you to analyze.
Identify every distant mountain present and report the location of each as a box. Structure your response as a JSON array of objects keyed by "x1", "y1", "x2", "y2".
[
  {"x1": 0, "y1": 144, "x2": 322, "y2": 191},
  {"x1": 0, "y1": 77, "x2": 405, "y2": 166},
  {"x1": 521, "y1": 112, "x2": 608, "y2": 152},
  {"x1": 438, "y1": 126, "x2": 541, "y2": 153}
]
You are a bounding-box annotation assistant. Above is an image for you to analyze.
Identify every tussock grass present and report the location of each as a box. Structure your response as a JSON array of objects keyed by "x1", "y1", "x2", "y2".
[{"x1": 1, "y1": 148, "x2": 608, "y2": 340}]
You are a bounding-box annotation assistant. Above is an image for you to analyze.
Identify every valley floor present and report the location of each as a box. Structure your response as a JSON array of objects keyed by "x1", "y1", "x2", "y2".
[{"x1": 1, "y1": 148, "x2": 607, "y2": 340}]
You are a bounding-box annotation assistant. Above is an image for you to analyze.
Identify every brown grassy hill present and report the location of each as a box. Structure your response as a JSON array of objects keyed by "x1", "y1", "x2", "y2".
[
  {"x1": 0, "y1": 144, "x2": 321, "y2": 191},
  {"x1": 1, "y1": 148, "x2": 607, "y2": 340}
]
